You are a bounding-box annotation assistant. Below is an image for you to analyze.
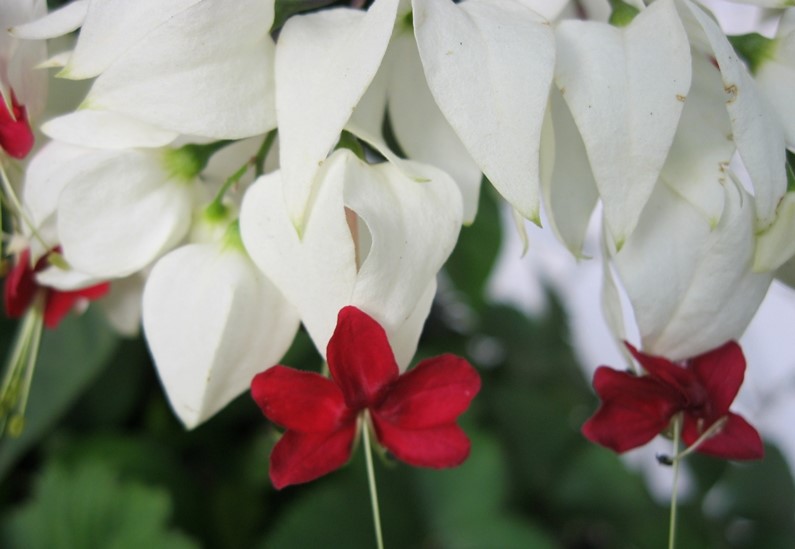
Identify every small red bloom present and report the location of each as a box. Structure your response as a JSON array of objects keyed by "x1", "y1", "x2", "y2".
[
  {"x1": 251, "y1": 306, "x2": 481, "y2": 489},
  {"x1": 4, "y1": 248, "x2": 110, "y2": 328},
  {"x1": 0, "y1": 91, "x2": 34, "y2": 159},
  {"x1": 582, "y1": 342, "x2": 763, "y2": 460}
]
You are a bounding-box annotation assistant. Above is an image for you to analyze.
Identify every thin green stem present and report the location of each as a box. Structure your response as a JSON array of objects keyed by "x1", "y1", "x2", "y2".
[
  {"x1": 0, "y1": 160, "x2": 49, "y2": 252},
  {"x1": 254, "y1": 129, "x2": 278, "y2": 177},
  {"x1": 669, "y1": 415, "x2": 682, "y2": 549},
  {"x1": 362, "y1": 412, "x2": 385, "y2": 549}
]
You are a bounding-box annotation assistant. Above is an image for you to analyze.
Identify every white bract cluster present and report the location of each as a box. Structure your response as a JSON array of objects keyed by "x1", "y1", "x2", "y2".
[{"x1": 2, "y1": 0, "x2": 793, "y2": 428}]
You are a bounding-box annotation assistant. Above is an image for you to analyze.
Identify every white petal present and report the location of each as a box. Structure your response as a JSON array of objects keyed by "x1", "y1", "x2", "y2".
[
  {"x1": 143, "y1": 243, "x2": 299, "y2": 428},
  {"x1": 275, "y1": 0, "x2": 399, "y2": 228},
  {"x1": 240, "y1": 149, "x2": 462, "y2": 367},
  {"x1": 35, "y1": 264, "x2": 102, "y2": 291},
  {"x1": 23, "y1": 140, "x2": 99, "y2": 233},
  {"x1": 754, "y1": 193, "x2": 795, "y2": 272},
  {"x1": 542, "y1": 88, "x2": 599, "y2": 257},
  {"x1": 10, "y1": 0, "x2": 86, "y2": 40},
  {"x1": 43, "y1": 110, "x2": 178, "y2": 149},
  {"x1": 555, "y1": 0, "x2": 691, "y2": 247},
  {"x1": 413, "y1": 0, "x2": 554, "y2": 223},
  {"x1": 59, "y1": 0, "x2": 201, "y2": 79},
  {"x1": 100, "y1": 273, "x2": 146, "y2": 337},
  {"x1": 385, "y1": 32, "x2": 481, "y2": 224},
  {"x1": 681, "y1": 0, "x2": 786, "y2": 230},
  {"x1": 659, "y1": 52, "x2": 732, "y2": 225},
  {"x1": 82, "y1": 0, "x2": 276, "y2": 138},
  {"x1": 346, "y1": 154, "x2": 463, "y2": 355},
  {"x1": 57, "y1": 150, "x2": 193, "y2": 278},
  {"x1": 614, "y1": 179, "x2": 772, "y2": 360}
]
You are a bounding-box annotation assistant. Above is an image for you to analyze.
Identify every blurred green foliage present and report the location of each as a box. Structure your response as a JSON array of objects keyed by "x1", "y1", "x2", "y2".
[{"x1": 1, "y1": 184, "x2": 793, "y2": 548}]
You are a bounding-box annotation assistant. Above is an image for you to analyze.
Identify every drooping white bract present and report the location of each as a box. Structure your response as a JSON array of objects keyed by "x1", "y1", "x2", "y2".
[
  {"x1": 275, "y1": 0, "x2": 399, "y2": 230},
  {"x1": 1, "y1": 0, "x2": 47, "y2": 121},
  {"x1": 54, "y1": 146, "x2": 195, "y2": 278},
  {"x1": 754, "y1": 9, "x2": 795, "y2": 148},
  {"x1": 657, "y1": 52, "x2": 734, "y2": 226},
  {"x1": 679, "y1": 0, "x2": 786, "y2": 231},
  {"x1": 554, "y1": 0, "x2": 692, "y2": 249},
  {"x1": 610, "y1": 179, "x2": 772, "y2": 361},
  {"x1": 412, "y1": 0, "x2": 555, "y2": 224},
  {"x1": 240, "y1": 148, "x2": 463, "y2": 368},
  {"x1": 21, "y1": 0, "x2": 277, "y2": 142},
  {"x1": 540, "y1": 88, "x2": 600, "y2": 258},
  {"x1": 349, "y1": 12, "x2": 482, "y2": 225},
  {"x1": 143, "y1": 237, "x2": 300, "y2": 429}
]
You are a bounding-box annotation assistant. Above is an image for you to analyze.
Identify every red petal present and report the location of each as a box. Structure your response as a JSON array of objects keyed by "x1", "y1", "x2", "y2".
[
  {"x1": 683, "y1": 412, "x2": 764, "y2": 461},
  {"x1": 251, "y1": 365, "x2": 350, "y2": 432},
  {"x1": 326, "y1": 306, "x2": 398, "y2": 410},
  {"x1": 4, "y1": 249, "x2": 37, "y2": 318},
  {"x1": 582, "y1": 366, "x2": 680, "y2": 453},
  {"x1": 689, "y1": 341, "x2": 745, "y2": 418},
  {"x1": 374, "y1": 354, "x2": 480, "y2": 429},
  {"x1": 269, "y1": 423, "x2": 358, "y2": 489},
  {"x1": 371, "y1": 412, "x2": 471, "y2": 468},
  {"x1": 625, "y1": 342, "x2": 695, "y2": 397},
  {"x1": 0, "y1": 92, "x2": 34, "y2": 159},
  {"x1": 43, "y1": 282, "x2": 110, "y2": 328}
]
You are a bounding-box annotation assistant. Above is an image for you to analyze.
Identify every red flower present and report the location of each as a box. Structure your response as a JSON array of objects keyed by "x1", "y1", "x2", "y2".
[
  {"x1": 582, "y1": 341, "x2": 763, "y2": 460},
  {"x1": 0, "y1": 91, "x2": 34, "y2": 159},
  {"x1": 4, "y1": 248, "x2": 110, "y2": 328},
  {"x1": 251, "y1": 306, "x2": 481, "y2": 489}
]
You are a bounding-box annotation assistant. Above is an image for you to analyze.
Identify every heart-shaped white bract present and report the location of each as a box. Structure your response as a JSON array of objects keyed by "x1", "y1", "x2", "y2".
[
  {"x1": 658, "y1": 52, "x2": 733, "y2": 226},
  {"x1": 541, "y1": 88, "x2": 600, "y2": 258},
  {"x1": 680, "y1": 0, "x2": 786, "y2": 231},
  {"x1": 755, "y1": 9, "x2": 795, "y2": 148},
  {"x1": 275, "y1": 0, "x2": 399, "y2": 230},
  {"x1": 143, "y1": 242, "x2": 299, "y2": 428},
  {"x1": 42, "y1": 110, "x2": 179, "y2": 150},
  {"x1": 555, "y1": 0, "x2": 691, "y2": 249},
  {"x1": 57, "y1": 148, "x2": 194, "y2": 278},
  {"x1": 613, "y1": 180, "x2": 772, "y2": 361},
  {"x1": 2, "y1": 0, "x2": 48, "y2": 120},
  {"x1": 66, "y1": 0, "x2": 276, "y2": 140},
  {"x1": 381, "y1": 29, "x2": 482, "y2": 225},
  {"x1": 413, "y1": 0, "x2": 554, "y2": 224},
  {"x1": 240, "y1": 148, "x2": 462, "y2": 368}
]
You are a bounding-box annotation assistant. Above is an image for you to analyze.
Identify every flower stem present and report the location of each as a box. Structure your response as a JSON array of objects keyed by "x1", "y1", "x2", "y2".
[
  {"x1": 362, "y1": 412, "x2": 385, "y2": 549},
  {"x1": 668, "y1": 415, "x2": 682, "y2": 549}
]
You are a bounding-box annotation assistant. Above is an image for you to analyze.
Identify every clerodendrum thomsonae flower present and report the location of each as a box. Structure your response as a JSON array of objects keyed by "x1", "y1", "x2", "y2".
[
  {"x1": 252, "y1": 306, "x2": 481, "y2": 489},
  {"x1": 583, "y1": 341, "x2": 763, "y2": 461}
]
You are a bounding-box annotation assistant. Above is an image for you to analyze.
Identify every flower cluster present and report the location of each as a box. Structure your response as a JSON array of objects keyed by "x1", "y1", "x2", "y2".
[{"x1": 0, "y1": 0, "x2": 791, "y2": 486}]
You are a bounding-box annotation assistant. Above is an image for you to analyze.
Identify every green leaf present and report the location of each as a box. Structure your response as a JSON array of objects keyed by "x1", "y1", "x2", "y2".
[
  {"x1": 1, "y1": 460, "x2": 198, "y2": 549},
  {"x1": 0, "y1": 309, "x2": 119, "y2": 478},
  {"x1": 444, "y1": 183, "x2": 502, "y2": 310},
  {"x1": 413, "y1": 430, "x2": 556, "y2": 549}
]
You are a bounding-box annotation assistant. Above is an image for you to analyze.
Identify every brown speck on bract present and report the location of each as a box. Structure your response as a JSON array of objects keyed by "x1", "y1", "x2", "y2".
[{"x1": 676, "y1": 94, "x2": 686, "y2": 102}]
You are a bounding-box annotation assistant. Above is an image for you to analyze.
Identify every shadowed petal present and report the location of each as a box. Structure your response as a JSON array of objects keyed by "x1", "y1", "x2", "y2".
[
  {"x1": 327, "y1": 306, "x2": 398, "y2": 409},
  {"x1": 269, "y1": 424, "x2": 358, "y2": 489},
  {"x1": 689, "y1": 341, "x2": 745, "y2": 418},
  {"x1": 683, "y1": 412, "x2": 763, "y2": 461},
  {"x1": 583, "y1": 366, "x2": 680, "y2": 453},
  {"x1": 251, "y1": 366, "x2": 349, "y2": 433},
  {"x1": 625, "y1": 342, "x2": 693, "y2": 397},
  {"x1": 371, "y1": 414, "x2": 470, "y2": 468},
  {"x1": 375, "y1": 354, "x2": 480, "y2": 429}
]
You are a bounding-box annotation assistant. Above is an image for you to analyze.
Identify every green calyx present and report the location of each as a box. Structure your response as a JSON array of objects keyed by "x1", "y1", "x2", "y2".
[
  {"x1": 162, "y1": 140, "x2": 233, "y2": 182},
  {"x1": 222, "y1": 220, "x2": 245, "y2": 252},
  {"x1": 608, "y1": 0, "x2": 639, "y2": 28},
  {"x1": 728, "y1": 33, "x2": 777, "y2": 75}
]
